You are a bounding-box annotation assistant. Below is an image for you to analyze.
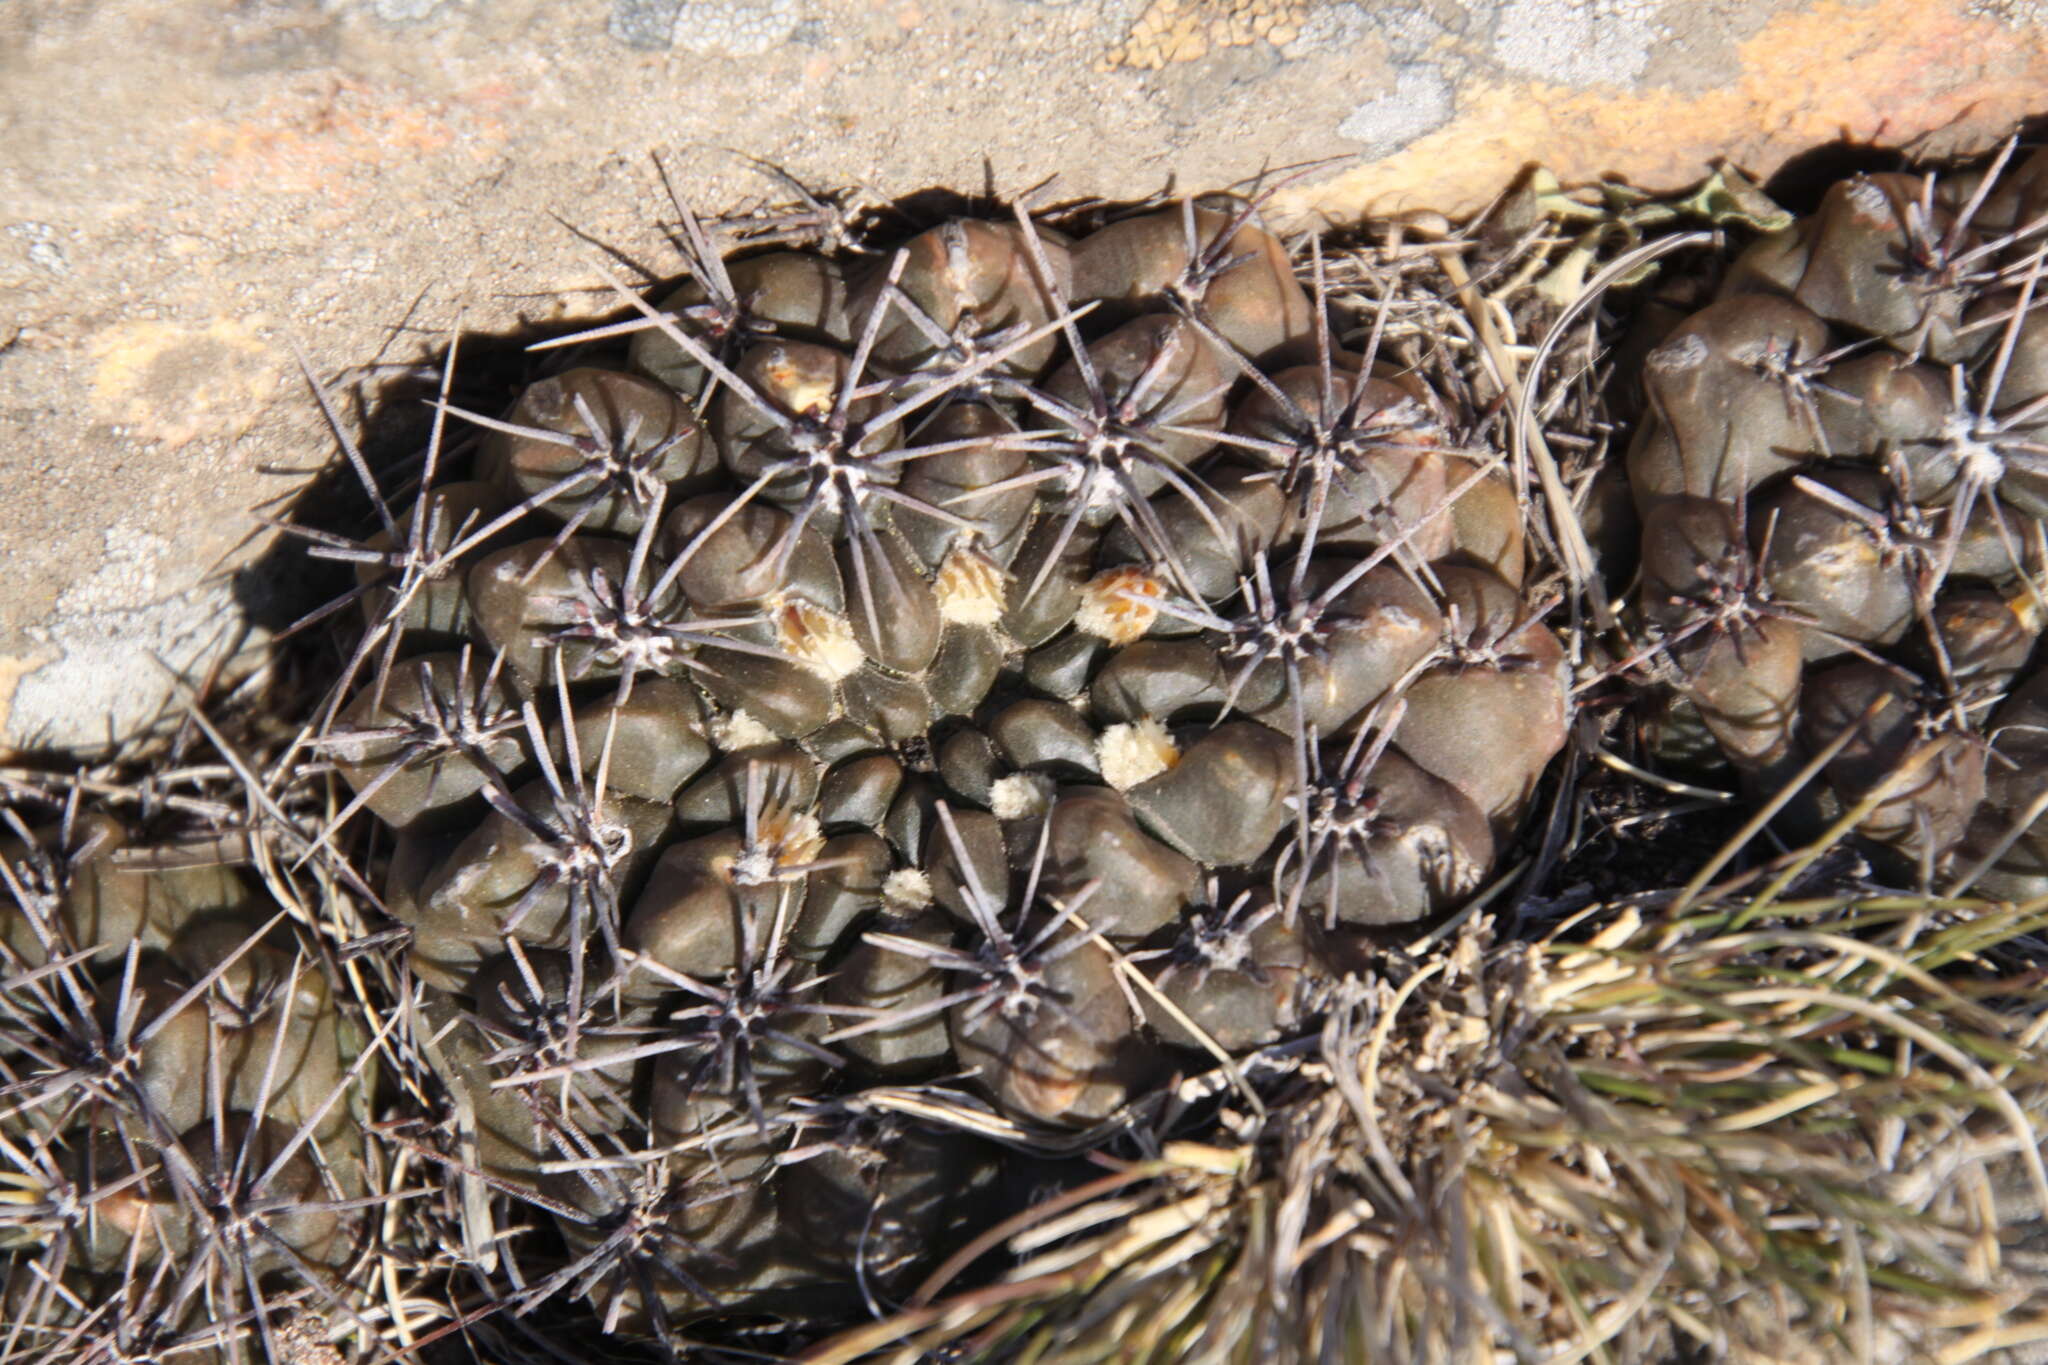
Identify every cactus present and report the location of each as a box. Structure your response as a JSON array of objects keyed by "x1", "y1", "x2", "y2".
[
  {"x1": 1622, "y1": 138, "x2": 2048, "y2": 894},
  {"x1": 8, "y1": 149, "x2": 2048, "y2": 1363},
  {"x1": 273, "y1": 179, "x2": 1571, "y2": 1347}
]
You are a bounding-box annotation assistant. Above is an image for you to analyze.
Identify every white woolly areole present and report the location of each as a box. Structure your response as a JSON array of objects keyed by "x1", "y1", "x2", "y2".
[
  {"x1": 882, "y1": 867, "x2": 934, "y2": 909},
  {"x1": 726, "y1": 805, "x2": 826, "y2": 886},
  {"x1": 710, "y1": 709, "x2": 778, "y2": 752},
  {"x1": 1097, "y1": 718, "x2": 1180, "y2": 790},
  {"x1": 989, "y1": 772, "x2": 1052, "y2": 821},
  {"x1": 935, "y1": 542, "x2": 1009, "y2": 626},
  {"x1": 760, "y1": 344, "x2": 838, "y2": 416},
  {"x1": 771, "y1": 593, "x2": 864, "y2": 682},
  {"x1": 1074, "y1": 565, "x2": 1164, "y2": 645}
]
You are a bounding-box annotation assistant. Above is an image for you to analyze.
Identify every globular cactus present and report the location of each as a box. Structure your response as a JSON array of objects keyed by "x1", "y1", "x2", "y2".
[
  {"x1": 1619, "y1": 138, "x2": 2048, "y2": 887},
  {"x1": 31, "y1": 144, "x2": 2048, "y2": 1363},
  {"x1": 271, "y1": 178, "x2": 1571, "y2": 1345},
  {"x1": 0, "y1": 798, "x2": 381, "y2": 1364}
]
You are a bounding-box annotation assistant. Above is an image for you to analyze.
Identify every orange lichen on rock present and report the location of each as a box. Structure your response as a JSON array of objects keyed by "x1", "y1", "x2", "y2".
[
  {"x1": 1105, "y1": 0, "x2": 1307, "y2": 70},
  {"x1": 87, "y1": 318, "x2": 277, "y2": 448},
  {"x1": 187, "y1": 76, "x2": 512, "y2": 202},
  {"x1": 1278, "y1": 0, "x2": 2048, "y2": 223}
]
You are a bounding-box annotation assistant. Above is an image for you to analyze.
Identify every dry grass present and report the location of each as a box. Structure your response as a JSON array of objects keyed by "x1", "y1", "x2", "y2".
[{"x1": 807, "y1": 894, "x2": 2048, "y2": 1364}]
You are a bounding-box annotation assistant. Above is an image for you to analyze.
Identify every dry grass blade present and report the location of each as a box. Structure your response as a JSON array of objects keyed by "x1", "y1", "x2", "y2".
[{"x1": 1507, "y1": 230, "x2": 1717, "y2": 632}]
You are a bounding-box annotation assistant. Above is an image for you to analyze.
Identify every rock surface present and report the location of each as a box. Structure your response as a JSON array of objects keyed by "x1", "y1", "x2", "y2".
[{"x1": 2, "y1": 0, "x2": 2045, "y2": 752}]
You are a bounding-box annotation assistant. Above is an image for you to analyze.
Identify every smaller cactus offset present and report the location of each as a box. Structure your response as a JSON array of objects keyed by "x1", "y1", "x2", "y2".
[
  {"x1": 1619, "y1": 139, "x2": 2048, "y2": 893},
  {"x1": 0, "y1": 787, "x2": 390, "y2": 1363}
]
